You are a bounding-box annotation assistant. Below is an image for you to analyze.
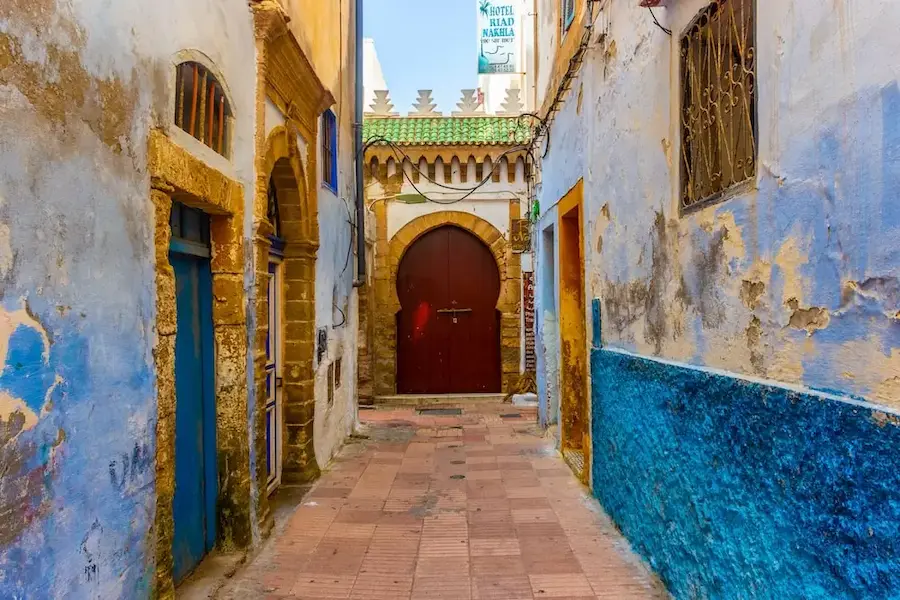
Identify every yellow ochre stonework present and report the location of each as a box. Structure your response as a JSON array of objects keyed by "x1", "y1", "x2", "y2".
[{"x1": 251, "y1": 0, "x2": 332, "y2": 494}]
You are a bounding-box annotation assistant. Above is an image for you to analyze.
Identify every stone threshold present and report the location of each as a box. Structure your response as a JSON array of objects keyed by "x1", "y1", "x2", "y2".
[{"x1": 373, "y1": 393, "x2": 507, "y2": 406}]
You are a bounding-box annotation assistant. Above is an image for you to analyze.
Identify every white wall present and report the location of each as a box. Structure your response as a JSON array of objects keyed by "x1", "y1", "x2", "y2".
[
  {"x1": 535, "y1": 0, "x2": 558, "y2": 108},
  {"x1": 369, "y1": 153, "x2": 529, "y2": 240},
  {"x1": 535, "y1": 0, "x2": 900, "y2": 407},
  {"x1": 313, "y1": 114, "x2": 358, "y2": 468},
  {"x1": 363, "y1": 38, "x2": 388, "y2": 112},
  {"x1": 0, "y1": 0, "x2": 258, "y2": 596},
  {"x1": 388, "y1": 198, "x2": 512, "y2": 240}
]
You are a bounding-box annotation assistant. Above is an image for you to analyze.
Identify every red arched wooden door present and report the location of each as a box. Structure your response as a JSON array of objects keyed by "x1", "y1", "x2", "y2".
[{"x1": 397, "y1": 225, "x2": 501, "y2": 394}]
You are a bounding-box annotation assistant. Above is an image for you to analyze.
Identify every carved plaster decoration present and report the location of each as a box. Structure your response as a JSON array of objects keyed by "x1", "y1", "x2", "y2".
[
  {"x1": 368, "y1": 90, "x2": 399, "y2": 116},
  {"x1": 410, "y1": 90, "x2": 441, "y2": 117},
  {"x1": 499, "y1": 86, "x2": 525, "y2": 115},
  {"x1": 452, "y1": 89, "x2": 485, "y2": 116}
]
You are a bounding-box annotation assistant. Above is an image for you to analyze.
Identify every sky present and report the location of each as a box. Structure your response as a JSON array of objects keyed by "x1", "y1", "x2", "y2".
[{"x1": 364, "y1": 0, "x2": 479, "y2": 115}]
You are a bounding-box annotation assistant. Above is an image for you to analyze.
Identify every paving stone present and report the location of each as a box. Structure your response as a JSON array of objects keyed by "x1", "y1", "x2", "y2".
[{"x1": 214, "y1": 401, "x2": 667, "y2": 600}]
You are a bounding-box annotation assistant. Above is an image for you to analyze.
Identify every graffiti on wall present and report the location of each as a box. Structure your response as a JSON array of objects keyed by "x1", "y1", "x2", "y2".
[{"x1": 510, "y1": 219, "x2": 531, "y2": 253}]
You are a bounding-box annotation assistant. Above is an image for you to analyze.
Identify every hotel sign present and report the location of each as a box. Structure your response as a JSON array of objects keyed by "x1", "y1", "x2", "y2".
[{"x1": 477, "y1": 0, "x2": 521, "y2": 74}]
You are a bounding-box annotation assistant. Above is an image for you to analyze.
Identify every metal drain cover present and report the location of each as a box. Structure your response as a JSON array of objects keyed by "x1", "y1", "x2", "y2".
[
  {"x1": 500, "y1": 413, "x2": 522, "y2": 419},
  {"x1": 417, "y1": 407, "x2": 463, "y2": 415},
  {"x1": 450, "y1": 474, "x2": 466, "y2": 480}
]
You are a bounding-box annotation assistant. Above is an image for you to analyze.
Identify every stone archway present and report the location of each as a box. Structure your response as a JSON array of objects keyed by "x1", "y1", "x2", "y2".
[
  {"x1": 371, "y1": 210, "x2": 521, "y2": 397},
  {"x1": 252, "y1": 126, "x2": 320, "y2": 510}
]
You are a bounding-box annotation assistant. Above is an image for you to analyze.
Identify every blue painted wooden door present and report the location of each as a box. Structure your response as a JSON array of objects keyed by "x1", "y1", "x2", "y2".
[{"x1": 171, "y1": 250, "x2": 217, "y2": 583}]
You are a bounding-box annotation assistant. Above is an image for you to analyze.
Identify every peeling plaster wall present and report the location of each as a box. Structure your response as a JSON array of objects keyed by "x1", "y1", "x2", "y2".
[
  {"x1": 313, "y1": 145, "x2": 358, "y2": 468},
  {"x1": 0, "y1": 0, "x2": 256, "y2": 597},
  {"x1": 533, "y1": 69, "x2": 584, "y2": 432},
  {"x1": 534, "y1": 0, "x2": 900, "y2": 596},
  {"x1": 279, "y1": 0, "x2": 359, "y2": 469},
  {"x1": 534, "y1": 207, "x2": 560, "y2": 430},
  {"x1": 576, "y1": 0, "x2": 900, "y2": 404}
]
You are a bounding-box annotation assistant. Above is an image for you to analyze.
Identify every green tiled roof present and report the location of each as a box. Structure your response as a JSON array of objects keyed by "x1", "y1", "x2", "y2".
[{"x1": 363, "y1": 116, "x2": 531, "y2": 146}]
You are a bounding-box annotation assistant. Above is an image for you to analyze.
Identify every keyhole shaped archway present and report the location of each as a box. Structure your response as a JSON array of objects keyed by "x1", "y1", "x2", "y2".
[
  {"x1": 369, "y1": 210, "x2": 522, "y2": 398},
  {"x1": 396, "y1": 225, "x2": 502, "y2": 394}
]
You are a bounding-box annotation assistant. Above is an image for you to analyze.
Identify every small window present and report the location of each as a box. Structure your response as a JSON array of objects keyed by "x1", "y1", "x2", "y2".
[
  {"x1": 321, "y1": 109, "x2": 338, "y2": 191},
  {"x1": 174, "y1": 61, "x2": 232, "y2": 157},
  {"x1": 680, "y1": 0, "x2": 756, "y2": 211},
  {"x1": 327, "y1": 362, "x2": 335, "y2": 406},
  {"x1": 169, "y1": 202, "x2": 211, "y2": 258},
  {"x1": 561, "y1": 0, "x2": 575, "y2": 33},
  {"x1": 334, "y1": 356, "x2": 342, "y2": 390}
]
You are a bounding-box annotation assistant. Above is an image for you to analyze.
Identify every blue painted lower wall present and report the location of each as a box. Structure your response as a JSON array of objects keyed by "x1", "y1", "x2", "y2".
[{"x1": 590, "y1": 349, "x2": 900, "y2": 600}]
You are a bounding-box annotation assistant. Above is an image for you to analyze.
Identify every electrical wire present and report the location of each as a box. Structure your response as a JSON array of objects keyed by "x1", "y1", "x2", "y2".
[
  {"x1": 363, "y1": 135, "x2": 537, "y2": 205},
  {"x1": 530, "y1": 0, "x2": 598, "y2": 159},
  {"x1": 364, "y1": 135, "x2": 534, "y2": 193},
  {"x1": 333, "y1": 302, "x2": 347, "y2": 328},
  {"x1": 648, "y1": 7, "x2": 672, "y2": 36}
]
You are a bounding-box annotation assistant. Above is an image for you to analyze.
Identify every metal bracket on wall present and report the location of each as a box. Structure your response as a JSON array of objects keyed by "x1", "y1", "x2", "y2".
[{"x1": 316, "y1": 327, "x2": 328, "y2": 364}]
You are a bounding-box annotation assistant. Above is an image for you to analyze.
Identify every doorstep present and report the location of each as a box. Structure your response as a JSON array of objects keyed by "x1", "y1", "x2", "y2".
[{"x1": 373, "y1": 393, "x2": 506, "y2": 406}]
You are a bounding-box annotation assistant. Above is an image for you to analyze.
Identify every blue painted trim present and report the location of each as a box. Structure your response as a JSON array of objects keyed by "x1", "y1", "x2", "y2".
[
  {"x1": 197, "y1": 258, "x2": 217, "y2": 552},
  {"x1": 266, "y1": 259, "x2": 279, "y2": 486},
  {"x1": 591, "y1": 297, "x2": 602, "y2": 349},
  {"x1": 322, "y1": 109, "x2": 338, "y2": 192},
  {"x1": 170, "y1": 237, "x2": 210, "y2": 259},
  {"x1": 268, "y1": 235, "x2": 286, "y2": 257},
  {"x1": 562, "y1": 0, "x2": 575, "y2": 32}
]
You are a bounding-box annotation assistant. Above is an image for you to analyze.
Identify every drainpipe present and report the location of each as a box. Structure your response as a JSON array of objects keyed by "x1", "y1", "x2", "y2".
[{"x1": 352, "y1": 0, "x2": 366, "y2": 288}]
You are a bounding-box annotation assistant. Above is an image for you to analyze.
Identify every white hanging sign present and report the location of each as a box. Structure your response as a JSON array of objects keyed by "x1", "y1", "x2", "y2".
[{"x1": 477, "y1": 0, "x2": 521, "y2": 74}]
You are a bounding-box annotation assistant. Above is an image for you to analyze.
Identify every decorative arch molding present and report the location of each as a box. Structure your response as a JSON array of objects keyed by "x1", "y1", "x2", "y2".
[
  {"x1": 371, "y1": 210, "x2": 522, "y2": 397},
  {"x1": 247, "y1": 119, "x2": 321, "y2": 523},
  {"x1": 388, "y1": 211, "x2": 511, "y2": 310},
  {"x1": 171, "y1": 49, "x2": 237, "y2": 114},
  {"x1": 249, "y1": 2, "x2": 331, "y2": 513},
  {"x1": 366, "y1": 147, "x2": 529, "y2": 185},
  {"x1": 260, "y1": 125, "x2": 317, "y2": 244}
]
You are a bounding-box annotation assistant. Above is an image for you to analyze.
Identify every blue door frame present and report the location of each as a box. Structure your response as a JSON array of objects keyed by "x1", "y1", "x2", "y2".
[
  {"x1": 170, "y1": 205, "x2": 217, "y2": 583},
  {"x1": 266, "y1": 259, "x2": 281, "y2": 491}
]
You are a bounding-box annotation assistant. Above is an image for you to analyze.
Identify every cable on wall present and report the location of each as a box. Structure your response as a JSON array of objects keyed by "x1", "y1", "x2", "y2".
[{"x1": 648, "y1": 7, "x2": 672, "y2": 36}]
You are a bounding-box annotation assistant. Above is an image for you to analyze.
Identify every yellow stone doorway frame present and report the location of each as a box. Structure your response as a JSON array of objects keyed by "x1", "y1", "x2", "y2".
[
  {"x1": 149, "y1": 129, "x2": 250, "y2": 599},
  {"x1": 558, "y1": 180, "x2": 590, "y2": 484}
]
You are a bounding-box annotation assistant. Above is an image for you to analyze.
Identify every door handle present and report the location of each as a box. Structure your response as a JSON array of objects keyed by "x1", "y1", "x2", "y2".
[{"x1": 275, "y1": 376, "x2": 284, "y2": 388}]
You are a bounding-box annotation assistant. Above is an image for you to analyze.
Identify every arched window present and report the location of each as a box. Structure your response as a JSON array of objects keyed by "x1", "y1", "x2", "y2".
[{"x1": 174, "y1": 61, "x2": 232, "y2": 157}]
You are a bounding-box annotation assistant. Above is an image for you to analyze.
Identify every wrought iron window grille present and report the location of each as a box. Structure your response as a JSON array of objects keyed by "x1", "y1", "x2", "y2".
[{"x1": 679, "y1": 0, "x2": 756, "y2": 212}]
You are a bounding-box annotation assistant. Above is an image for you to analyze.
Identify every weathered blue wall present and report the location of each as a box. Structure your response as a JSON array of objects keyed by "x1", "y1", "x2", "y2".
[
  {"x1": 531, "y1": 0, "x2": 900, "y2": 596},
  {"x1": 592, "y1": 348, "x2": 900, "y2": 600},
  {"x1": 0, "y1": 0, "x2": 257, "y2": 597}
]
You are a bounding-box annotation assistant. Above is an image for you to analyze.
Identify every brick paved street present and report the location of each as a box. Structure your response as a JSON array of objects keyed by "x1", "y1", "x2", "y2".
[{"x1": 216, "y1": 402, "x2": 667, "y2": 599}]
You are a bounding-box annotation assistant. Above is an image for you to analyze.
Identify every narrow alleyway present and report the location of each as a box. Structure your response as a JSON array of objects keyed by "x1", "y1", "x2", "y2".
[{"x1": 215, "y1": 402, "x2": 666, "y2": 599}]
